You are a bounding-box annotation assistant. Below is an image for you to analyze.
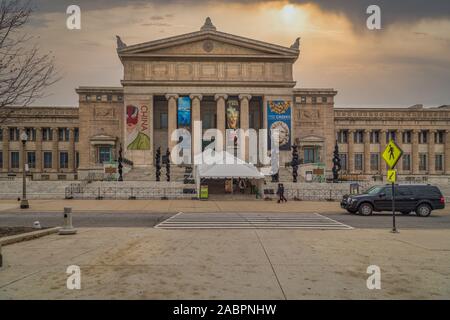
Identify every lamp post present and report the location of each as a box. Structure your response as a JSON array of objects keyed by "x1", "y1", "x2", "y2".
[{"x1": 20, "y1": 132, "x2": 29, "y2": 209}]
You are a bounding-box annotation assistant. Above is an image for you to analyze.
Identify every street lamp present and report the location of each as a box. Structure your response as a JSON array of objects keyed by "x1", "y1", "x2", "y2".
[{"x1": 20, "y1": 132, "x2": 29, "y2": 209}]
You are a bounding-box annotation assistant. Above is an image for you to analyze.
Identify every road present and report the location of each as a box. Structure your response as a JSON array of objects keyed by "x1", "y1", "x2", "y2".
[
  {"x1": 1, "y1": 210, "x2": 450, "y2": 229},
  {"x1": 0, "y1": 212, "x2": 174, "y2": 228}
]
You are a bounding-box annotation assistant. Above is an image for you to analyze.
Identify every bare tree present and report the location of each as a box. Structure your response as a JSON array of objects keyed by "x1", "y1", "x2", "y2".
[{"x1": 0, "y1": 0, "x2": 58, "y2": 111}]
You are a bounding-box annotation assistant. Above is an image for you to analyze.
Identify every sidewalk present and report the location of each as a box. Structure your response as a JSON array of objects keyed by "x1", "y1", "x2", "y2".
[
  {"x1": 0, "y1": 199, "x2": 344, "y2": 214},
  {"x1": 1, "y1": 227, "x2": 449, "y2": 299}
]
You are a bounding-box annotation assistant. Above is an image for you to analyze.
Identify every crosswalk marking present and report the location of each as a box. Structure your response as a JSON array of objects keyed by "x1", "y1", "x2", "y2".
[{"x1": 156, "y1": 212, "x2": 353, "y2": 230}]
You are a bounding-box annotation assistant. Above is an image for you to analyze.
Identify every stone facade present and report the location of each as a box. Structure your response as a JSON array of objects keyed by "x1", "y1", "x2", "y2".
[{"x1": 0, "y1": 18, "x2": 449, "y2": 182}]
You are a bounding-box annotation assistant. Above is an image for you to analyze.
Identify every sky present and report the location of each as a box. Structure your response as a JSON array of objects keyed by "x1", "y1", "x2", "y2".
[{"x1": 21, "y1": 0, "x2": 450, "y2": 108}]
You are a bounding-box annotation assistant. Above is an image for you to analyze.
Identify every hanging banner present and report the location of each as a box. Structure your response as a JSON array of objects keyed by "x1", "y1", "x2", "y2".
[
  {"x1": 126, "y1": 104, "x2": 151, "y2": 150},
  {"x1": 267, "y1": 100, "x2": 291, "y2": 151},
  {"x1": 226, "y1": 98, "x2": 240, "y2": 149},
  {"x1": 177, "y1": 96, "x2": 191, "y2": 128},
  {"x1": 226, "y1": 98, "x2": 240, "y2": 130}
]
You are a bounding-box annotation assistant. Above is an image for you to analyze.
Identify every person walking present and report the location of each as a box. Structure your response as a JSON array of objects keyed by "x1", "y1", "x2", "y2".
[
  {"x1": 277, "y1": 183, "x2": 287, "y2": 203},
  {"x1": 239, "y1": 178, "x2": 246, "y2": 194}
]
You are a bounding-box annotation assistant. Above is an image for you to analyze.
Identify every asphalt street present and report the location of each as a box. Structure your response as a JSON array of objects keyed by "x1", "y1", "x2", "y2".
[{"x1": 1, "y1": 211, "x2": 450, "y2": 229}]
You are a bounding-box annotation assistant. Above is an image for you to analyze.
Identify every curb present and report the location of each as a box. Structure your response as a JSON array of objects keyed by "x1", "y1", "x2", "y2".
[{"x1": 0, "y1": 227, "x2": 61, "y2": 246}]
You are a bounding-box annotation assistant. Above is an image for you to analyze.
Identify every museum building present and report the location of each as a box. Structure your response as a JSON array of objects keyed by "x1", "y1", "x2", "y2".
[{"x1": 0, "y1": 18, "x2": 449, "y2": 183}]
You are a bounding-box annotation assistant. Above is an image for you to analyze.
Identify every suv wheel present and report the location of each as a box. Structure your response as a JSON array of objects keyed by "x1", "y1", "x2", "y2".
[
  {"x1": 359, "y1": 203, "x2": 373, "y2": 216},
  {"x1": 416, "y1": 203, "x2": 432, "y2": 217}
]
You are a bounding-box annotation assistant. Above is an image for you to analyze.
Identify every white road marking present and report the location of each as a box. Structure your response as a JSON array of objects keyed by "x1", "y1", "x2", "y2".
[{"x1": 156, "y1": 212, "x2": 353, "y2": 230}]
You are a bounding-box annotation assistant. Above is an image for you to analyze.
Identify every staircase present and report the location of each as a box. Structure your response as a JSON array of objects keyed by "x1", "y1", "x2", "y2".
[
  {"x1": 123, "y1": 167, "x2": 155, "y2": 181},
  {"x1": 123, "y1": 165, "x2": 191, "y2": 182}
]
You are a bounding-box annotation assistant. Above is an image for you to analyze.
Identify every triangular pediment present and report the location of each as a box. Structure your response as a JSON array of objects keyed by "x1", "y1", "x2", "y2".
[{"x1": 118, "y1": 30, "x2": 299, "y2": 59}]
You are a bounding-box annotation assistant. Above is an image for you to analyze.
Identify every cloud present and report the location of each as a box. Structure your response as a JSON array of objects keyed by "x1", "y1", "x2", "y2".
[{"x1": 32, "y1": 0, "x2": 450, "y2": 28}]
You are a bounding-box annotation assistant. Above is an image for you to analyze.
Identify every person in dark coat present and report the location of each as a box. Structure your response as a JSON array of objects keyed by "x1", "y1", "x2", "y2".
[{"x1": 277, "y1": 183, "x2": 287, "y2": 203}]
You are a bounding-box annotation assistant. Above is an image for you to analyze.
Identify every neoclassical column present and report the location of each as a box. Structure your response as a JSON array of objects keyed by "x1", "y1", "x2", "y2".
[
  {"x1": 52, "y1": 127, "x2": 59, "y2": 172},
  {"x1": 214, "y1": 94, "x2": 228, "y2": 152},
  {"x1": 69, "y1": 127, "x2": 75, "y2": 172},
  {"x1": 411, "y1": 129, "x2": 419, "y2": 174},
  {"x1": 190, "y1": 94, "x2": 203, "y2": 158},
  {"x1": 165, "y1": 94, "x2": 179, "y2": 153},
  {"x1": 445, "y1": 130, "x2": 450, "y2": 175},
  {"x1": 428, "y1": 130, "x2": 436, "y2": 175},
  {"x1": 347, "y1": 129, "x2": 355, "y2": 174},
  {"x1": 35, "y1": 127, "x2": 42, "y2": 172},
  {"x1": 239, "y1": 94, "x2": 252, "y2": 161},
  {"x1": 364, "y1": 129, "x2": 371, "y2": 175},
  {"x1": 380, "y1": 129, "x2": 387, "y2": 175},
  {"x1": 2, "y1": 127, "x2": 9, "y2": 172}
]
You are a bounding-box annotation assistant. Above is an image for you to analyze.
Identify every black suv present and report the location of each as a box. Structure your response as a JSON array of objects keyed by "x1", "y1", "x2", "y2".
[{"x1": 341, "y1": 184, "x2": 445, "y2": 217}]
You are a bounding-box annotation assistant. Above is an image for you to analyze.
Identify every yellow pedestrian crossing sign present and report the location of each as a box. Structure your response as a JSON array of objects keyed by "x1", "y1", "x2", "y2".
[
  {"x1": 382, "y1": 139, "x2": 403, "y2": 168},
  {"x1": 387, "y1": 169, "x2": 397, "y2": 183}
]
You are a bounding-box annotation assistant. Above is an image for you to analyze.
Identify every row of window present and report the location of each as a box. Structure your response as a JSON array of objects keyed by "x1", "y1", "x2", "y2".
[
  {"x1": 337, "y1": 130, "x2": 446, "y2": 144},
  {"x1": 338, "y1": 153, "x2": 445, "y2": 172},
  {"x1": 84, "y1": 94, "x2": 123, "y2": 102},
  {"x1": 0, "y1": 128, "x2": 79, "y2": 142},
  {"x1": 297, "y1": 96, "x2": 329, "y2": 104},
  {"x1": 0, "y1": 151, "x2": 79, "y2": 169}
]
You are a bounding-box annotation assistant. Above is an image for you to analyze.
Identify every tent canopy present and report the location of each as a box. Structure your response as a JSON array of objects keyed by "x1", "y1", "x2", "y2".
[
  {"x1": 198, "y1": 163, "x2": 264, "y2": 179},
  {"x1": 194, "y1": 151, "x2": 264, "y2": 179}
]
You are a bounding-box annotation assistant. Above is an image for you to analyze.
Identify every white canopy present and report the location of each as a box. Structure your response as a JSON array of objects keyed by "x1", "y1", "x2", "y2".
[
  {"x1": 194, "y1": 151, "x2": 264, "y2": 180},
  {"x1": 198, "y1": 163, "x2": 264, "y2": 179}
]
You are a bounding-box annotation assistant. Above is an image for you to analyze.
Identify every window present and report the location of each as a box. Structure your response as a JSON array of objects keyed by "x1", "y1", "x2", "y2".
[
  {"x1": 96, "y1": 95, "x2": 102, "y2": 102},
  {"x1": 59, "y1": 152, "x2": 69, "y2": 169},
  {"x1": 354, "y1": 153, "x2": 363, "y2": 171},
  {"x1": 9, "y1": 128, "x2": 20, "y2": 141},
  {"x1": 337, "y1": 130, "x2": 348, "y2": 144},
  {"x1": 321, "y1": 97, "x2": 327, "y2": 103},
  {"x1": 118, "y1": 95, "x2": 123, "y2": 102},
  {"x1": 398, "y1": 187, "x2": 413, "y2": 196},
  {"x1": 25, "y1": 128, "x2": 36, "y2": 141},
  {"x1": 402, "y1": 131, "x2": 412, "y2": 144},
  {"x1": 43, "y1": 152, "x2": 52, "y2": 169},
  {"x1": 10, "y1": 151, "x2": 20, "y2": 169},
  {"x1": 370, "y1": 131, "x2": 380, "y2": 144},
  {"x1": 419, "y1": 153, "x2": 427, "y2": 171},
  {"x1": 370, "y1": 153, "x2": 379, "y2": 171},
  {"x1": 107, "y1": 94, "x2": 112, "y2": 102},
  {"x1": 304, "y1": 147, "x2": 318, "y2": 164},
  {"x1": 27, "y1": 152, "x2": 36, "y2": 169},
  {"x1": 58, "y1": 128, "x2": 70, "y2": 142},
  {"x1": 300, "y1": 96, "x2": 306, "y2": 103},
  {"x1": 42, "y1": 128, "x2": 53, "y2": 141},
  {"x1": 74, "y1": 128, "x2": 79, "y2": 142},
  {"x1": 159, "y1": 113, "x2": 168, "y2": 129},
  {"x1": 435, "y1": 154, "x2": 444, "y2": 171},
  {"x1": 76, "y1": 152, "x2": 80, "y2": 169},
  {"x1": 99, "y1": 147, "x2": 111, "y2": 164},
  {"x1": 311, "y1": 96, "x2": 317, "y2": 104},
  {"x1": 0, "y1": 151, "x2": 3, "y2": 168},
  {"x1": 435, "y1": 131, "x2": 444, "y2": 144},
  {"x1": 354, "y1": 130, "x2": 364, "y2": 144},
  {"x1": 86, "y1": 95, "x2": 91, "y2": 102},
  {"x1": 386, "y1": 130, "x2": 396, "y2": 143},
  {"x1": 339, "y1": 153, "x2": 348, "y2": 171},
  {"x1": 402, "y1": 153, "x2": 411, "y2": 171},
  {"x1": 419, "y1": 131, "x2": 428, "y2": 144}
]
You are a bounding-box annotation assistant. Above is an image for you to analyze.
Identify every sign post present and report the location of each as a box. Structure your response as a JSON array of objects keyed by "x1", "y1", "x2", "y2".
[{"x1": 382, "y1": 139, "x2": 403, "y2": 233}]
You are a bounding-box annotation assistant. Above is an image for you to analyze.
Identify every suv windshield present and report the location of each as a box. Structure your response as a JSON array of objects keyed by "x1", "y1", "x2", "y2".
[{"x1": 365, "y1": 186, "x2": 384, "y2": 195}]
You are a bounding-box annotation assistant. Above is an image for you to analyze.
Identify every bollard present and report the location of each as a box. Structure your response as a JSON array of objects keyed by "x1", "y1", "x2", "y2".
[{"x1": 59, "y1": 207, "x2": 77, "y2": 235}]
